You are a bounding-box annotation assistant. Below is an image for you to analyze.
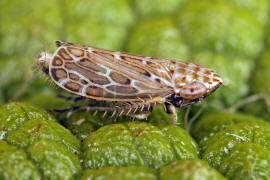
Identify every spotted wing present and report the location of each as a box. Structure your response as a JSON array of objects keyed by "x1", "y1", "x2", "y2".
[{"x1": 49, "y1": 41, "x2": 174, "y2": 102}]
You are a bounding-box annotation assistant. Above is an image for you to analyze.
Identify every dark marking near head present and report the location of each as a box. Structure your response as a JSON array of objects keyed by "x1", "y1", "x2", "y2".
[{"x1": 51, "y1": 68, "x2": 67, "y2": 81}]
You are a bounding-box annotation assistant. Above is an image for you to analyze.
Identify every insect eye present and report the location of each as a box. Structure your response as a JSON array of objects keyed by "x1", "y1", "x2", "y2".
[{"x1": 180, "y1": 81, "x2": 207, "y2": 100}]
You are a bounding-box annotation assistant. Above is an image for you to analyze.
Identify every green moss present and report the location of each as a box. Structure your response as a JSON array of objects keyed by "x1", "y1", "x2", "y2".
[
  {"x1": 0, "y1": 102, "x2": 55, "y2": 139},
  {"x1": 81, "y1": 166, "x2": 156, "y2": 180},
  {"x1": 191, "y1": 113, "x2": 267, "y2": 148},
  {"x1": 202, "y1": 122, "x2": 270, "y2": 169},
  {"x1": 0, "y1": 102, "x2": 82, "y2": 179},
  {"x1": 83, "y1": 122, "x2": 198, "y2": 169},
  {"x1": 6, "y1": 119, "x2": 80, "y2": 154},
  {"x1": 28, "y1": 139, "x2": 82, "y2": 180},
  {"x1": 177, "y1": 0, "x2": 263, "y2": 58},
  {"x1": 219, "y1": 143, "x2": 270, "y2": 180},
  {"x1": 127, "y1": 17, "x2": 189, "y2": 60},
  {"x1": 160, "y1": 159, "x2": 226, "y2": 180},
  {"x1": 0, "y1": 140, "x2": 41, "y2": 180},
  {"x1": 133, "y1": 0, "x2": 187, "y2": 17}
]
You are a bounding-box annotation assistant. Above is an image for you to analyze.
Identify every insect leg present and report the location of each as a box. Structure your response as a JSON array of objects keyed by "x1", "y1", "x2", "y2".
[
  {"x1": 56, "y1": 94, "x2": 85, "y2": 102},
  {"x1": 164, "y1": 103, "x2": 179, "y2": 125}
]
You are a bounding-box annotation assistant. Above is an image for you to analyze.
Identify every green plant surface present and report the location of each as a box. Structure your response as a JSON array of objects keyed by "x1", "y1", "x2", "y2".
[
  {"x1": 202, "y1": 122, "x2": 270, "y2": 169},
  {"x1": 160, "y1": 159, "x2": 226, "y2": 180},
  {"x1": 82, "y1": 122, "x2": 198, "y2": 169},
  {"x1": 177, "y1": 0, "x2": 264, "y2": 58},
  {"x1": 81, "y1": 166, "x2": 157, "y2": 180},
  {"x1": 127, "y1": 17, "x2": 189, "y2": 60},
  {"x1": 219, "y1": 143, "x2": 270, "y2": 180},
  {"x1": 191, "y1": 113, "x2": 267, "y2": 148},
  {"x1": 0, "y1": 102, "x2": 82, "y2": 180},
  {"x1": 6, "y1": 119, "x2": 80, "y2": 154},
  {"x1": 28, "y1": 139, "x2": 81, "y2": 180},
  {"x1": 0, "y1": 140, "x2": 41, "y2": 180},
  {"x1": 0, "y1": 102, "x2": 55, "y2": 139}
]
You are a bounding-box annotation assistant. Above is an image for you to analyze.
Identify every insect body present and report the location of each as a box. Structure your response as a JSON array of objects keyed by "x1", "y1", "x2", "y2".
[{"x1": 37, "y1": 41, "x2": 222, "y2": 123}]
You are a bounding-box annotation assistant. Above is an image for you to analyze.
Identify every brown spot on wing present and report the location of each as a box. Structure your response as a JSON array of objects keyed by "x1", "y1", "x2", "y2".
[
  {"x1": 86, "y1": 86, "x2": 114, "y2": 98},
  {"x1": 67, "y1": 47, "x2": 84, "y2": 57},
  {"x1": 110, "y1": 71, "x2": 131, "y2": 85},
  {"x1": 58, "y1": 48, "x2": 73, "y2": 60},
  {"x1": 64, "y1": 81, "x2": 82, "y2": 92},
  {"x1": 178, "y1": 68, "x2": 187, "y2": 75},
  {"x1": 107, "y1": 85, "x2": 138, "y2": 94},
  {"x1": 69, "y1": 73, "x2": 80, "y2": 81},
  {"x1": 51, "y1": 68, "x2": 67, "y2": 81}
]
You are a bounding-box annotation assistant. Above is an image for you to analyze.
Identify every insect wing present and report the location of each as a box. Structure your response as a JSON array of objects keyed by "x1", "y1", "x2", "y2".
[{"x1": 49, "y1": 42, "x2": 173, "y2": 102}]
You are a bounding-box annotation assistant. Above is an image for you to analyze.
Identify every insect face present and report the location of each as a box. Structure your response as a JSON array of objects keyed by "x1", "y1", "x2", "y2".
[{"x1": 37, "y1": 52, "x2": 52, "y2": 74}]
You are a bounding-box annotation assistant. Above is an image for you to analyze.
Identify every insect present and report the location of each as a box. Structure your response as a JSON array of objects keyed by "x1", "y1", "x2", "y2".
[{"x1": 37, "y1": 41, "x2": 222, "y2": 124}]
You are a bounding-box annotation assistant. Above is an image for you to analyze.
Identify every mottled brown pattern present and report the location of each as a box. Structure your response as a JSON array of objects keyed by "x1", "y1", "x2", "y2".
[
  {"x1": 178, "y1": 68, "x2": 187, "y2": 75},
  {"x1": 180, "y1": 81, "x2": 207, "y2": 100},
  {"x1": 67, "y1": 47, "x2": 84, "y2": 57},
  {"x1": 213, "y1": 78, "x2": 220, "y2": 82},
  {"x1": 41, "y1": 41, "x2": 222, "y2": 104},
  {"x1": 176, "y1": 77, "x2": 187, "y2": 83},
  {"x1": 110, "y1": 71, "x2": 130, "y2": 85},
  {"x1": 58, "y1": 48, "x2": 73, "y2": 60},
  {"x1": 203, "y1": 76, "x2": 210, "y2": 83},
  {"x1": 179, "y1": 63, "x2": 188, "y2": 69},
  {"x1": 204, "y1": 69, "x2": 212, "y2": 75},
  {"x1": 65, "y1": 62, "x2": 110, "y2": 85},
  {"x1": 192, "y1": 72, "x2": 199, "y2": 79}
]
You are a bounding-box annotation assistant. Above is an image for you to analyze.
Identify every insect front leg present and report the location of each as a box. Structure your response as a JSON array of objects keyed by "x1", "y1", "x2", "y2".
[{"x1": 164, "y1": 103, "x2": 179, "y2": 125}]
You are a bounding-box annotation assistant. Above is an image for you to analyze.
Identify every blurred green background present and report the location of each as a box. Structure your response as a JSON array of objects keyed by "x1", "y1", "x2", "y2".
[{"x1": 1, "y1": 0, "x2": 269, "y2": 121}]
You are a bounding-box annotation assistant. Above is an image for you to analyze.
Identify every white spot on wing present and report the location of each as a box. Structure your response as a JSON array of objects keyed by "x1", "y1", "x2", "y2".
[
  {"x1": 114, "y1": 54, "x2": 121, "y2": 60},
  {"x1": 58, "y1": 79, "x2": 68, "y2": 86},
  {"x1": 87, "y1": 47, "x2": 93, "y2": 52}
]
